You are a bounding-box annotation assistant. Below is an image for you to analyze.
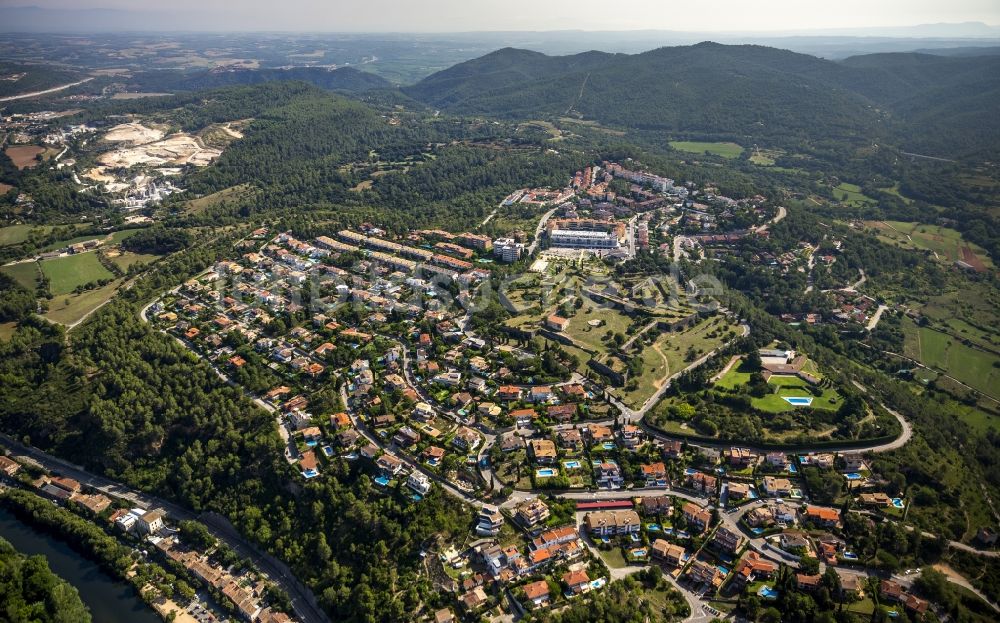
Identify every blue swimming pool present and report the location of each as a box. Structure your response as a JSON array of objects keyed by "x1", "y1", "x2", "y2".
[
  {"x1": 631, "y1": 548, "x2": 647, "y2": 558},
  {"x1": 684, "y1": 468, "x2": 697, "y2": 475},
  {"x1": 717, "y1": 565, "x2": 729, "y2": 576},
  {"x1": 302, "y1": 469, "x2": 319, "y2": 478},
  {"x1": 751, "y1": 527, "x2": 765, "y2": 535},
  {"x1": 758, "y1": 586, "x2": 779, "y2": 599},
  {"x1": 602, "y1": 442, "x2": 616, "y2": 450},
  {"x1": 891, "y1": 498, "x2": 904, "y2": 509},
  {"x1": 374, "y1": 475, "x2": 390, "y2": 486},
  {"x1": 843, "y1": 552, "x2": 858, "y2": 560},
  {"x1": 536, "y1": 468, "x2": 557, "y2": 478},
  {"x1": 305, "y1": 440, "x2": 318, "y2": 447},
  {"x1": 845, "y1": 472, "x2": 863, "y2": 480},
  {"x1": 321, "y1": 445, "x2": 334, "y2": 457},
  {"x1": 787, "y1": 463, "x2": 798, "y2": 473},
  {"x1": 563, "y1": 460, "x2": 581, "y2": 469},
  {"x1": 784, "y1": 396, "x2": 814, "y2": 406},
  {"x1": 676, "y1": 530, "x2": 690, "y2": 539},
  {"x1": 647, "y1": 523, "x2": 661, "y2": 532}
]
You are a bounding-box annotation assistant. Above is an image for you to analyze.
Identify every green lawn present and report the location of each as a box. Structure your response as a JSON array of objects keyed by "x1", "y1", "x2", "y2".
[
  {"x1": 598, "y1": 547, "x2": 628, "y2": 569},
  {"x1": 715, "y1": 363, "x2": 751, "y2": 390},
  {"x1": 0, "y1": 261, "x2": 41, "y2": 290},
  {"x1": 670, "y1": 141, "x2": 743, "y2": 158},
  {"x1": 40, "y1": 253, "x2": 115, "y2": 295},
  {"x1": 751, "y1": 375, "x2": 842, "y2": 413}
]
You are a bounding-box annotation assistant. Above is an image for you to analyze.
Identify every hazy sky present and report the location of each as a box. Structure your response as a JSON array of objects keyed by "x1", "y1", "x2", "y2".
[{"x1": 12, "y1": 0, "x2": 1000, "y2": 32}]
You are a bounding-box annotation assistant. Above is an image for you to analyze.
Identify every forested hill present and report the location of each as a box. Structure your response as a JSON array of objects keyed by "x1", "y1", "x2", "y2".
[
  {"x1": 127, "y1": 65, "x2": 393, "y2": 94},
  {"x1": 403, "y1": 42, "x2": 1000, "y2": 158}
]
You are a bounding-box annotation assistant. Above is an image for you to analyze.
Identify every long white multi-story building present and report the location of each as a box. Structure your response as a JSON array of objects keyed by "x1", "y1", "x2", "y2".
[{"x1": 549, "y1": 229, "x2": 620, "y2": 249}]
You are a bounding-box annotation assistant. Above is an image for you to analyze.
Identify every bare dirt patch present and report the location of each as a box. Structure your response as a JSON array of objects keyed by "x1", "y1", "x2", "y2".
[
  {"x1": 0, "y1": 182, "x2": 14, "y2": 194},
  {"x1": 98, "y1": 134, "x2": 221, "y2": 168},
  {"x1": 4, "y1": 145, "x2": 44, "y2": 169},
  {"x1": 103, "y1": 122, "x2": 165, "y2": 144},
  {"x1": 961, "y1": 246, "x2": 988, "y2": 272}
]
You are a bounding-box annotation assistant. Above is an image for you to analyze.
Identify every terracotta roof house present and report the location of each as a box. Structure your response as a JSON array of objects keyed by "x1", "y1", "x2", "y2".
[
  {"x1": 522, "y1": 579, "x2": 550, "y2": 607},
  {"x1": 563, "y1": 569, "x2": 591, "y2": 594}
]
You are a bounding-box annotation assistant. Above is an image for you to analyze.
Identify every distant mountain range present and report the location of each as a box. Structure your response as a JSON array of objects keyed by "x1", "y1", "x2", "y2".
[{"x1": 400, "y1": 43, "x2": 1000, "y2": 158}]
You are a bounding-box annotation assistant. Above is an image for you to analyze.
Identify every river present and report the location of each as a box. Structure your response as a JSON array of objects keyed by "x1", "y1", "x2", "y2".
[{"x1": 0, "y1": 507, "x2": 161, "y2": 623}]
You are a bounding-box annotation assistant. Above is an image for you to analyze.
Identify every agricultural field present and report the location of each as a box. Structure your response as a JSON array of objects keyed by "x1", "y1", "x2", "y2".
[
  {"x1": 866, "y1": 220, "x2": 992, "y2": 270},
  {"x1": 669, "y1": 141, "x2": 743, "y2": 158},
  {"x1": 831, "y1": 182, "x2": 876, "y2": 207},
  {"x1": 43, "y1": 279, "x2": 124, "y2": 326},
  {"x1": 40, "y1": 252, "x2": 115, "y2": 295},
  {"x1": 0, "y1": 224, "x2": 52, "y2": 246},
  {"x1": 901, "y1": 316, "x2": 1000, "y2": 398},
  {"x1": 3, "y1": 144, "x2": 44, "y2": 169},
  {"x1": 0, "y1": 260, "x2": 40, "y2": 290}
]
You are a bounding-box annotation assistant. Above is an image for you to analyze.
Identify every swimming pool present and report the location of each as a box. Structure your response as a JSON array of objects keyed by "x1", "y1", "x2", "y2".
[
  {"x1": 891, "y1": 498, "x2": 905, "y2": 509},
  {"x1": 305, "y1": 440, "x2": 318, "y2": 447},
  {"x1": 321, "y1": 445, "x2": 334, "y2": 457},
  {"x1": 751, "y1": 527, "x2": 765, "y2": 535},
  {"x1": 302, "y1": 469, "x2": 319, "y2": 478},
  {"x1": 563, "y1": 460, "x2": 582, "y2": 469},
  {"x1": 716, "y1": 565, "x2": 729, "y2": 576},
  {"x1": 631, "y1": 548, "x2": 647, "y2": 558},
  {"x1": 374, "y1": 475, "x2": 390, "y2": 486},
  {"x1": 536, "y1": 468, "x2": 558, "y2": 478},
  {"x1": 783, "y1": 396, "x2": 814, "y2": 406},
  {"x1": 646, "y1": 523, "x2": 661, "y2": 532},
  {"x1": 845, "y1": 472, "x2": 863, "y2": 480},
  {"x1": 843, "y1": 552, "x2": 858, "y2": 560},
  {"x1": 787, "y1": 463, "x2": 798, "y2": 473},
  {"x1": 602, "y1": 442, "x2": 616, "y2": 450},
  {"x1": 684, "y1": 468, "x2": 697, "y2": 475},
  {"x1": 758, "y1": 586, "x2": 779, "y2": 599}
]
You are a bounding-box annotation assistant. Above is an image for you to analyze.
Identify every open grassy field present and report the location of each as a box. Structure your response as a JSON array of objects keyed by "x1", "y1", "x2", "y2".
[
  {"x1": 40, "y1": 253, "x2": 114, "y2": 295},
  {"x1": 4, "y1": 145, "x2": 44, "y2": 169},
  {"x1": 715, "y1": 364, "x2": 751, "y2": 390},
  {"x1": 616, "y1": 315, "x2": 736, "y2": 408},
  {"x1": 44, "y1": 279, "x2": 123, "y2": 326},
  {"x1": 670, "y1": 141, "x2": 743, "y2": 158},
  {"x1": 183, "y1": 184, "x2": 254, "y2": 214},
  {"x1": 109, "y1": 251, "x2": 160, "y2": 271},
  {"x1": 831, "y1": 182, "x2": 877, "y2": 207},
  {"x1": 0, "y1": 261, "x2": 41, "y2": 290},
  {"x1": 869, "y1": 220, "x2": 993, "y2": 270},
  {"x1": 905, "y1": 323, "x2": 1000, "y2": 397},
  {"x1": 0, "y1": 224, "x2": 51, "y2": 246},
  {"x1": 0, "y1": 321, "x2": 17, "y2": 341},
  {"x1": 562, "y1": 296, "x2": 634, "y2": 353}
]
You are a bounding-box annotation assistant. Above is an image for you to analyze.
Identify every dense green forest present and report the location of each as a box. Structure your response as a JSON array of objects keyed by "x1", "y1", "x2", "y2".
[
  {"x1": 0, "y1": 535, "x2": 91, "y2": 623},
  {"x1": 403, "y1": 43, "x2": 1000, "y2": 159}
]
